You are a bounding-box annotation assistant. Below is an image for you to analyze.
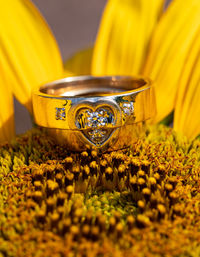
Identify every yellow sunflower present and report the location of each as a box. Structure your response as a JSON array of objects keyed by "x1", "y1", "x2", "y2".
[
  {"x1": 65, "y1": 0, "x2": 200, "y2": 139},
  {"x1": 0, "y1": 0, "x2": 63, "y2": 142},
  {"x1": 1, "y1": 0, "x2": 200, "y2": 143},
  {"x1": 1, "y1": 2, "x2": 200, "y2": 256}
]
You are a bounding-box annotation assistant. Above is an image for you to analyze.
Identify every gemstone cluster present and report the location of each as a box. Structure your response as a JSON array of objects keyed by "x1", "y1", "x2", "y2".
[
  {"x1": 75, "y1": 107, "x2": 115, "y2": 146},
  {"x1": 76, "y1": 108, "x2": 115, "y2": 129},
  {"x1": 121, "y1": 101, "x2": 134, "y2": 116}
]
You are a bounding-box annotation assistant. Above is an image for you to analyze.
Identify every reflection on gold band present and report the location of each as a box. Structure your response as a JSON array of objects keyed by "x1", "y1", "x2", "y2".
[{"x1": 32, "y1": 76, "x2": 156, "y2": 151}]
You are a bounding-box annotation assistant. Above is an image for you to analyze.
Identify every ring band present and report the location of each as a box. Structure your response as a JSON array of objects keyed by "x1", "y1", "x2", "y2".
[{"x1": 32, "y1": 76, "x2": 156, "y2": 152}]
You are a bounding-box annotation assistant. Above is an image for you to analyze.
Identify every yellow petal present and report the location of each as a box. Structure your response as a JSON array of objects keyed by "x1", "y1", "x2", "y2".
[
  {"x1": 0, "y1": 51, "x2": 14, "y2": 143},
  {"x1": 0, "y1": 0, "x2": 63, "y2": 113},
  {"x1": 173, "y1": 30, "x2": 200, "y2": 139},
  {"x1": 143, "y1": 0, "x2": 200, "y2": 123},
  {"x1": 92, "y1": 0, "x2": 164, "y2": 75},
  {"x1": 64, "y1": 47, "x2": 93, "y2": 76}
]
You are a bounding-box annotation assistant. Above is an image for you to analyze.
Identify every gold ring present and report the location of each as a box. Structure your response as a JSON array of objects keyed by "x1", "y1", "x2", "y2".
[{"x1": 32, "y1": 76, "x2": 156, "y2": 152}]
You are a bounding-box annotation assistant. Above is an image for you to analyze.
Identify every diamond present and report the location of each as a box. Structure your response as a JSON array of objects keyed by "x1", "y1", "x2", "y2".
[
  {"x1": 86, "y1": 128, "x2": 113, "y2": 147},
  {"x1": 55, "y1": 107, "x2": 66, "y2": 120},
  {"x1": 121, "y1": 102, "x2": 134, "y2": 116},
  {"x1": 75, "y1": 108, "x2": 115, "y2": 129},
  {"x1": 75, "y1": 107, "x2": 116, "y2": 147},
  {"x1": 88, "y1": 129, "x2": 106, "y2": 138}
]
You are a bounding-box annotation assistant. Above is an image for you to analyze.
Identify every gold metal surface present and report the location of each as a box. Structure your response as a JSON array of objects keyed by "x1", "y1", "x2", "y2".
[{"x1": 32, "y1": 76, "x2": 156, "y2": 151}]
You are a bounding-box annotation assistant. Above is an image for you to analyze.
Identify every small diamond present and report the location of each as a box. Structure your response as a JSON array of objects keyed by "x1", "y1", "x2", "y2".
[
  {"x1": 76, "y1": 108, "x2": 115, "y2": 129},
  {"x1": 86, "y1": 110, "x2": 110, "y2": 128},
  {"x1": 55, "y1": 107, "x2": 66, "y2": 120},
  {"x1": 88, "y1": 129, "x2": 106, "y2": 140},
  {"x1": 121, "y1": 102, "x2": 134, "y2": 116},
  {"x1": 87, "y1": 128, "x2": 108, "y2": 146}
]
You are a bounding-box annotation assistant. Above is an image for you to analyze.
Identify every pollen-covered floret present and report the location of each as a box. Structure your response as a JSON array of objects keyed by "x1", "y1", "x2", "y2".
[{"x1": 0, "y1": 125, "x2": 200, "y2": 256}]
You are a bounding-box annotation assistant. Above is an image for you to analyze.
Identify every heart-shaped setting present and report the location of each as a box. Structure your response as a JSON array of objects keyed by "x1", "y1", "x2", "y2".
[{"x1": 75, "y1": 107, "x2": 116, "y2": 147}]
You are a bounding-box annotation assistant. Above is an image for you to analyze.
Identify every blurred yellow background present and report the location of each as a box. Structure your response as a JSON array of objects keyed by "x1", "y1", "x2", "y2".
[{"x1": 15, "y1": 0, "x2": 107, "y2": 134}]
